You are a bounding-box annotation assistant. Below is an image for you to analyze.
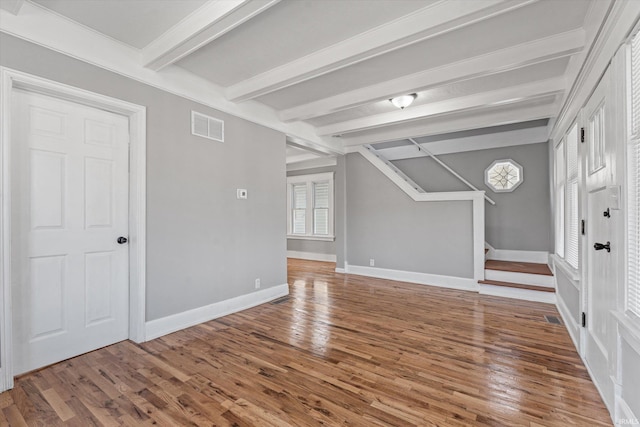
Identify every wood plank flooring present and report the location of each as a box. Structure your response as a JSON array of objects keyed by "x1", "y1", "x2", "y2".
[
  {"x1": 484, "y1": 260, "x2": 554, "y2": 276},
  {"x1": 1, "y1": 259, "x2": 610, "y2": 426}
]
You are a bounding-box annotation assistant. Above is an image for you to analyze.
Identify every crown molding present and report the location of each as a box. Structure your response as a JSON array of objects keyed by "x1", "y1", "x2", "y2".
[
  {"x1": 551, "y1": 0, "x2": 640, "y2": 141},
  {"x1": 0, "y1": 1, "x2": 342, "y2": 155}
]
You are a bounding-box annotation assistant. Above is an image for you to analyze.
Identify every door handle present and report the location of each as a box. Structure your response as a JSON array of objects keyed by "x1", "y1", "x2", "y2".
[
  {"x1": 603, "y1": 208, "x2": 610, "y2": 218},
  {"x1": 593, "y1": 241, "x2": 610, "y2": 252},
  {"x1": 117, "y1": 236, "x2": 128, "y2": 244}
]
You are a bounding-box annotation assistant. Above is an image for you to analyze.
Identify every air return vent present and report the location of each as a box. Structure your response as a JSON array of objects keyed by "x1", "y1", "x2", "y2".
[
  {"x1": 544, "y1": 315, "x2": 562, "y2": 325},
  {"x1": 191, "y1": 111, "x2": 224, "y2": 142}
]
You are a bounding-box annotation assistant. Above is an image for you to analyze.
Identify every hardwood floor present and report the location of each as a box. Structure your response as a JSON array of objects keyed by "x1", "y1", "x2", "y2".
[
  {"x1": 1, "y1": 259, "x2": 610, "y2": 426},
  {"x1": 484, "y1": 260, "x2": 554, "y2": 276}
]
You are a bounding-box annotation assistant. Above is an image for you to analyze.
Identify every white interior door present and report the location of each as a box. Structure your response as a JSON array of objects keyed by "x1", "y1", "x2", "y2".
[
  {"x1": 11, "y1": 89, "x2": 130, "y2": 375},
  {"x1": 583, "y1": 67, "x2": 617, "y2": 408}
]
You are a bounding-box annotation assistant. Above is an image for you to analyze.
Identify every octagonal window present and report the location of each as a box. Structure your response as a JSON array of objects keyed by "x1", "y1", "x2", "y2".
[{"x1": 484, "y1": 159, "x2": 523, "y2": 193}]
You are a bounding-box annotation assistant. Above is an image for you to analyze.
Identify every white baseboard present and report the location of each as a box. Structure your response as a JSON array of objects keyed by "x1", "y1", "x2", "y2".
[
  {"x1": 335, "y1": 267, "x2": 345, "y2": 273},
  {"x1": 479, "y1": 284, "x2": 556, "y2": 304},
  {"x1": 556, "y1": 292, "x2": 580, "y2": 351},
  {"x1": 145, "y1": 284, "x2": 289, "y2": 341},
  {"x1": 485, "y1": 269, "x2": 555, "y2": 287},
  {"x1": 487, "y1": 248, "x2": 549, "y2": 264},
  {"x1": 0, "y1": 368, "x2": 7, "y2": 393},
  {"x1": 287, "y1": 250, "x2": 336, "y2": 262},
  {"x1": 345, "y1": 264, "x2": 478, "y2": 291}
]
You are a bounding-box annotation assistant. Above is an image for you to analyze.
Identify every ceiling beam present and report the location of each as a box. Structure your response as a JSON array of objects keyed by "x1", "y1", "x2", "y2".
[
  {"x1": 318, "y1": 77, "x2": 565, "y2": 136},
  {"x1": 287, "y1": 157, "x2": 338, "y2": 171},
  {"x1": 226, "y1": 0, "x2": 537, "y2": 102},
  {"x1": 375, "y1": 125, "x2": 549, "y2": 159},
  {"x1": 142, "y1": 0, "x2": 281, "y2": 71},
  {"x1": 286, "y1": 153, "x2": 322, "y2": 163},
  {"x1": 279, "y1": 29, "x2": 584, "y2": 123},
  {"x1": 0, "y1": 0, "x2": 24, "y2": 15},
  {"x1": 0, "y1": 0, "x2": 343, "y2": 154},
  {"x1": 341, "y1": 102, "x2": 558, "y2": 146}
]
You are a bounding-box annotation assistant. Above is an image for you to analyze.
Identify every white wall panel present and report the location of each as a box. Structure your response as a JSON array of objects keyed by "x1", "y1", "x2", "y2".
[
  {"x1": 29, "y1": 255, "x2": 66, "y2": 340},
  {"x1": 30, "y1": 150, "x2": 65, "y2": 229}
]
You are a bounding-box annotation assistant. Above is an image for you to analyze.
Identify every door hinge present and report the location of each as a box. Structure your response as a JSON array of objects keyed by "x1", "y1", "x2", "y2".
[
  {"x1": 581, "y1": 219, "x2": 585, "y2": 235},
  {"x1": 580, "y1": 127, "x2": 585, "y2": 143},
  {"x1": 582, "y1": 312, "x2": 586, "y2": 327}
]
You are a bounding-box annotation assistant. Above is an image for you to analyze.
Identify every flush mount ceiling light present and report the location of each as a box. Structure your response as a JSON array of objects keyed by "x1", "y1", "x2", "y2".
[{"x1": 390, "y1": 93, "x2": 417, "y2": 109}]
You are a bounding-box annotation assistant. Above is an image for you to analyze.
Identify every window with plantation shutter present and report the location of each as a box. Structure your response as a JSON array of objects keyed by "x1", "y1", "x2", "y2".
[
  {"x1": 313, "y1": 182, "x2": 329, "y2": 235},
  {"x1": 287, "y1": 172, "x2": 334, "y2": 240},
  {"x1": 565, "y1": 124, "x2": 579, "y2": 269},
  {"x1": 627, "y1": 32, "x2": 640, "y2": 318},
  {"x1": 555, "y1": 140, "x2": 566, "y2": 258},
  {"x1": 292, "y1": 184, "x2": 307, "y2": 235},
  {"x1": 554, "y1": 123, "x2": 580, "y2": 270}
]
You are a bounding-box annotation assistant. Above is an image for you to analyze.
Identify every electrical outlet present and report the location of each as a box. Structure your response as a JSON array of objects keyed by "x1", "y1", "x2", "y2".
[
  {"x1": 369, "y1": 259, "x2": 375, "y2": 267},
  {"x1": 255, "y1": 278, "x2": 261, "y2": 289}
]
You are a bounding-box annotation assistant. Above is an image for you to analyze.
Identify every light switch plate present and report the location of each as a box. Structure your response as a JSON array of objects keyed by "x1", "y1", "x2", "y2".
[{"x1": 237, "y1": 189, "x2": 248, "y2": 199}]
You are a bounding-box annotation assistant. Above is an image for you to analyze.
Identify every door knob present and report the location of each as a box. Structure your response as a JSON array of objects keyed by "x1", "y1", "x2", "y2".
[
  {"x1": 593, "y1": 241, "x2": 610, "y2": 252},
  {"x1": 117, "y1": 236, "x2": 128, "y2": 244}
]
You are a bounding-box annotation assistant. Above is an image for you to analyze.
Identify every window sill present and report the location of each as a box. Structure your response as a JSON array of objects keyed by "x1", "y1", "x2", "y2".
[
  {"x1": 550, "y1": 254, "x2": 580, "y2": 282},
  {"x1": 287, "y1": 235, "x2": 335, "y2": 242}
]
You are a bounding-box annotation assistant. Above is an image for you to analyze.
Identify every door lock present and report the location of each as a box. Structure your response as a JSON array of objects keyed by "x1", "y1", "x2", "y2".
[
  {"x1": 117, "y1": 236, "x2": 128, "y2": 244},
  {"x1": 593, "y1": 241, "x2": 610, "y2": 252}
]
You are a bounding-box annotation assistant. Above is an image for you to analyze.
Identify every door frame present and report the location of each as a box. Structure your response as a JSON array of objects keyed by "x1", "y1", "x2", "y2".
[{"x1": 0, "y1": 67, "x2": 147, "y2": 392}]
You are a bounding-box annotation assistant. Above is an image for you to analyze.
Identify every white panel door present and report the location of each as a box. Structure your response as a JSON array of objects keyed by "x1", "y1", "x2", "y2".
[
  {"x1": 583, "y1": 67, "x2": 617, "y2": 408},
  {"x1": 11, "y1": 90, "x2": 130, "y2": 375}
]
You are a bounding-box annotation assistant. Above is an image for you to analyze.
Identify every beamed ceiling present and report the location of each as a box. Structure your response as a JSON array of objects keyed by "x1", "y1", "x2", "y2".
[{"x1": 1, "y1": 0, "x2": 610, "y2": 162}]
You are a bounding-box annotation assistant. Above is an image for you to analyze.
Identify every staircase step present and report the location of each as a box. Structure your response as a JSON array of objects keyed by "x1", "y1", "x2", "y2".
[
  {"x1": 485, "y1": 260, "x2": 553, "y2": 276},
  {"x1": 478, "y1": 281, "x2": 556, "y2": 304},
  {"x1": 478, "y1": 280, "x2": 554, "y2": 293}
]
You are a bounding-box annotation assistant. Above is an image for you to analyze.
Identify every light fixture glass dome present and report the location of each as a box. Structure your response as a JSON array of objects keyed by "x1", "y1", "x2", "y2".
[{"x1": 390, "y1": 93, "x2": 417, "y2": 109}]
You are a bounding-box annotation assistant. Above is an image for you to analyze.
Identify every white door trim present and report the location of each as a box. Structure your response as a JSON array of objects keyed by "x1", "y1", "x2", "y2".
[{"x1": 0, "y1": 67, "x2": 147, "y2": 392}]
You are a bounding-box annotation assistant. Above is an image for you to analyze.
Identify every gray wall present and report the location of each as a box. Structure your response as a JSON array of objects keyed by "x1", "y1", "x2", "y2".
[
  {"x1": 1, "y1": 34, "x2": 287, "y2": 321},
  {"x1": 335, "y1": 156, "x2": 347, "y2": 269},
  {"x1": 393, "y1": 142, "x2": 552, "y2": 252},
  {"x1": 287, "y1": 239, "x2": 334, "y2": 255},
  {"x1": 346, "y1": 153, "x2": 474, "y2": 278}
]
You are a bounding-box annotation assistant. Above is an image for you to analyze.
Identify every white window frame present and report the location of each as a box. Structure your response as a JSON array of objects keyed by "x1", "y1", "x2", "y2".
[
  {"x1": 565, "y1": 123, "x2": 580, "y2": 270},
  {"x1": 286, "y1": 172, "x2": 335, "y2": 241},
  {"x1": 555, "y1": 138, "x2": 566, "y2": 259},
  {"x1": 553, "y1": 122, "x2": 580, "y2": 272},
  {"x1": 484, "y1": 159, "x2": 523, "y2": 193},
  {"x1": 626, "y1": 32, "x2": 640, "y2": 323}
]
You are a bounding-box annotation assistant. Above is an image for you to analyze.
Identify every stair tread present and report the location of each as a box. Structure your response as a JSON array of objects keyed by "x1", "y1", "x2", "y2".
[
  {"x1": 479, "y1": 280, "x2": 555, "y2": 293},
  {"x1": 485, "y1": 260, "x2": 553, "y2": 276}
]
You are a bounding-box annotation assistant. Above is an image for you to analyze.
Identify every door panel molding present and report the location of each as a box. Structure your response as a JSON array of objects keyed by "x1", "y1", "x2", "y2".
[{"x1": 0, "y1": 67, "x2": 147, "y2": 392}]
